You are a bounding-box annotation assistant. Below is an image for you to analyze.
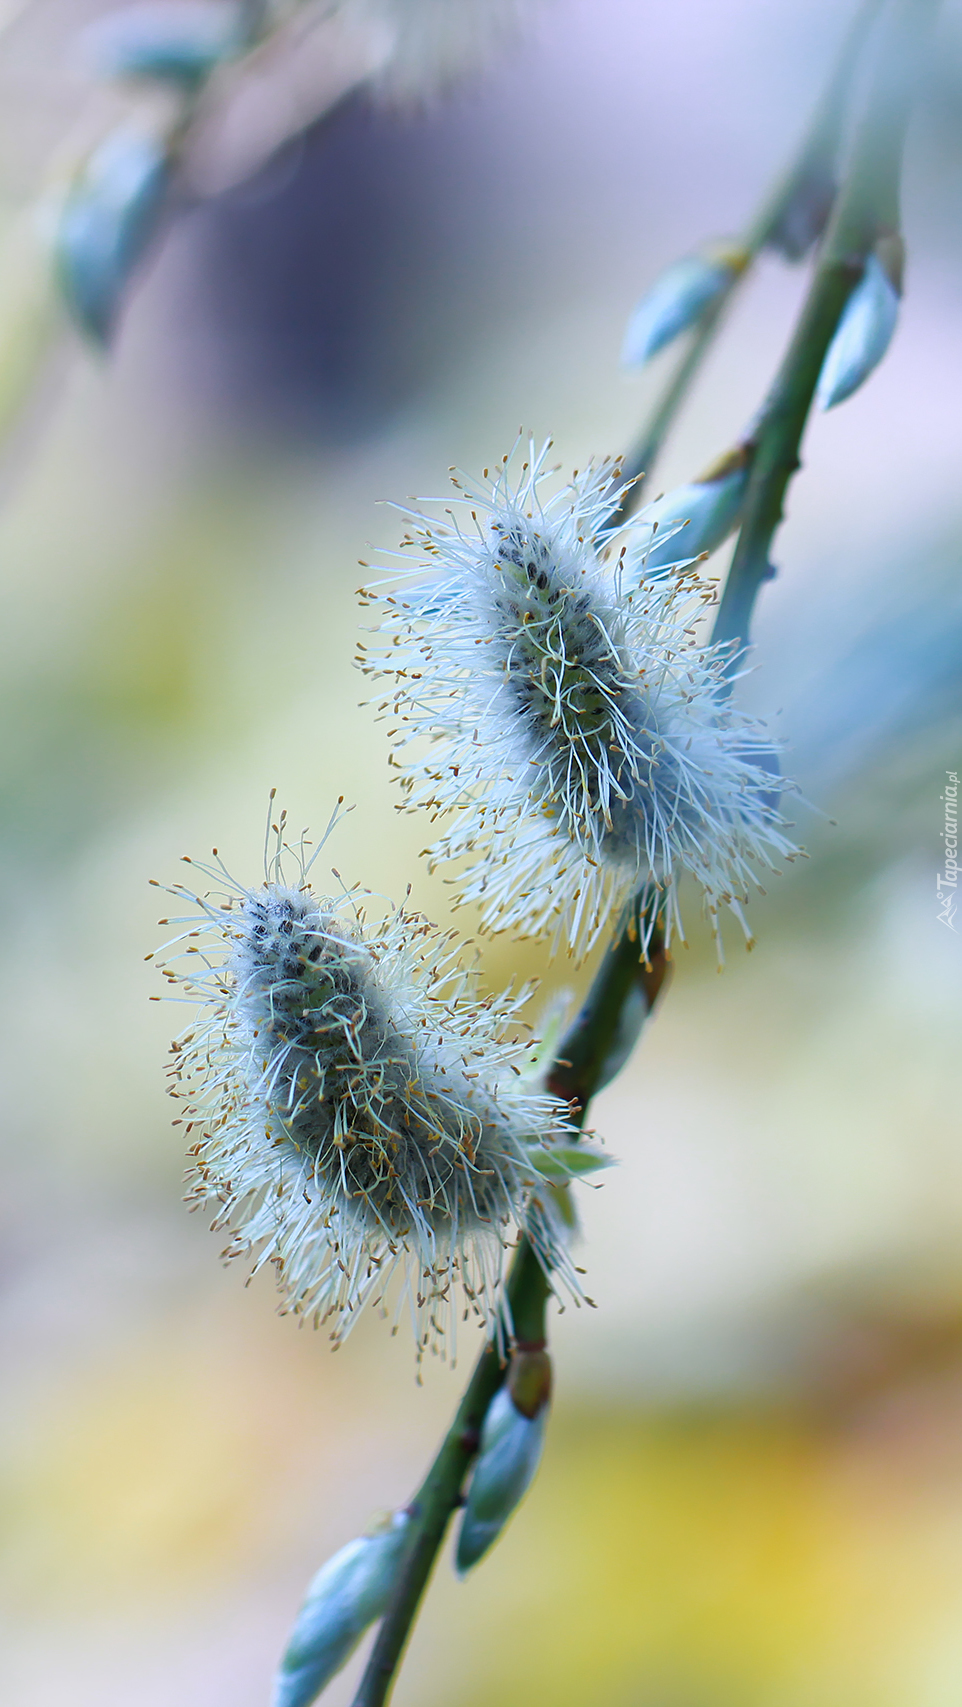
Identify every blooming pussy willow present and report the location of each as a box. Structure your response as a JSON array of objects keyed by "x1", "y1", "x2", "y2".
[
  {"x1": 154, "y1": 811, "x2": 577, "y2": 1359},
  {"x1": 362, "y1": 442, "x2": 799, "y2": 959}
]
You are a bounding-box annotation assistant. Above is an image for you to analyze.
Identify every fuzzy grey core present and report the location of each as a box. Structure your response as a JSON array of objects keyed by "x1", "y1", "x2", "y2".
[
  {"x1": 490, "y1": 518, "x2": 684, "y2": 864},
  {"x1": 234, "y1": 890, "x2": 513, "y2": 1234}
]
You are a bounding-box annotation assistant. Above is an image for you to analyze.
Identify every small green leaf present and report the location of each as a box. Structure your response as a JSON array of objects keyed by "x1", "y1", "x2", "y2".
[{"x1": 526, "y1": 1142, "x2": 614, "y2": 1182}]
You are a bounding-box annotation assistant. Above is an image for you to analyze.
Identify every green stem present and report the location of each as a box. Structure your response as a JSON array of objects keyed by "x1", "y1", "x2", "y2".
[
  {"x1": 709, "y1": 265, "x2": 856, "y2": 652},
  {"x1": 713, "y1": 0, "x2": 939, "y2": 656},
  {"x1": 611, "y1": 0, "x2": 880, "y2": 522},
  {"x1": 609, "y1": 303, "x2": 731, "y2": 526},
  {"x1": 350, "y1": 1243, "x2": 548, "y2": 1707},
  {"x1": 237, "y1": 0, "x2": 272, "y2": 48},
  {"x1": 547, "y1": 898, "x2": 669, "y2": 1122},
  {"x1": 741, "y1": 0, "x2": 880, "y2": 254}
]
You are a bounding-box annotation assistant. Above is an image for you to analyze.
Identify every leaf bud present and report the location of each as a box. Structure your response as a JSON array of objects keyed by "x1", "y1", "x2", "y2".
[
  {"x1": 524, "y1": 1139, "x2": 614, "y2": 1183},
  {"x1": 621, "y1": 243, "x2": 749, "y2": 370},
  {"x1": 83, "y1": 2, "x2": 241, "y2": 87},
  {"x1": 455, "y1": 1350, "x2": 551, "y2": 1575},
  {"x1": 54, "y1": 127, "x2": 170, "y2": 344},
  {"x1": 631, "y1": 444, "x2": 752, "y2": 579},
  {"x1": 272, "y1": 1510, "x2": 412, "y2": 1707},
  {"x1": 816, "y1": 235, "x2": 904, "y2": 411}
]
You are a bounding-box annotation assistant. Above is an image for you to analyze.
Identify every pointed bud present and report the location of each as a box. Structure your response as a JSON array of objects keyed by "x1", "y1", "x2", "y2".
[
  {"x1": 765, "y1": 158, "x2": 836, "y2": 261},
  {"x1": 456, "y1": 1351, "x2": 551, "y2": 1575},
  {"x1": 630, "y1": 445, "x2": 752, "y2": 579},
  {"x1": 272, "y1": 1511, "x2": 411, "y2": 1707},
  {"x1": 817, "y1": 236, "x2": 903, "y2": 410},
  {"x1": 54, "y1": 127, "x2": 169, "y2": 343},
  {"x1": 621, "y1": 243, "x2": 748, "y2": 370},
  {"x1": 83, "y1": 3, "x2": 240, "y2": 87}
]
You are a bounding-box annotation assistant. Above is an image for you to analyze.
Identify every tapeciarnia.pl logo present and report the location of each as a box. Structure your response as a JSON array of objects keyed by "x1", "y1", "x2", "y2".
[{"x1": 937, "y1": 769, "x2": 959, "y2": 931}]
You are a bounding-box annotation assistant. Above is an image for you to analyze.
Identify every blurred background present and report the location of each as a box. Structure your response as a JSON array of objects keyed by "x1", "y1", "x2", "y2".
[{"x1": 1, "y1": 0, "x2": 961, "y2": 1702}]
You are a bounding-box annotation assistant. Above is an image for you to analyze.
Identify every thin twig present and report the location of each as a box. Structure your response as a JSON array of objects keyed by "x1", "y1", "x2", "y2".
[
  {"x1": 713, "y1": 0, "x2": 940, "y2": 655},
  {"x1": 610, "y1": 0, "x2": 881, "y2": 525},
  {"x1": 546, "y1": 900, "x2": 669, "y2": 1120},
  {"x1": 610, "y1": 302, "x2": 731, "y2": 523},
  {"x1": 350, "y1": 1241, "x2": 549, "y2": 1707},
  {"x1": 349, "y1": 903, "x2": 668, "y2": 1707}
]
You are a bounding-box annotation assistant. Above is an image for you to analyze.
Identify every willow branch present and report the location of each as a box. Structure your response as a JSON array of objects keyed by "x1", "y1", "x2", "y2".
[
  {"x1": 713, "y1": 0, "x2": 939, "y2": 655},
  {"x1": 546, "y1": 899, "x2": 670, "y2": 1121},
  {"x1": 611, "y1": 301, "x2": 731, "y2": 521},
  {"x1": 349, "y1": 899, "x2": 669, "y2": 1707},
  {"x1": 610, "y1": 0, "x2": 880, "y2": 524},
  {"x1": 346, "y1": 9, "x2": 938, "y2": 1704},
  {"x1": 350, "y1": 1241, "x2": 549, "y2": 1707}
]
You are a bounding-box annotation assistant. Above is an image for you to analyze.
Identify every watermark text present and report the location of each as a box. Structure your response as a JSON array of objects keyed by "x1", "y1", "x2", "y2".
[{"x1": 937, "y1": 769, "x2": 958, "y2": 930}]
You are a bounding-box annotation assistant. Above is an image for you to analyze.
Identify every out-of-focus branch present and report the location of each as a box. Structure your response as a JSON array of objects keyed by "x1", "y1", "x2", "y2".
[
  {"x1": 610, "y1": 0, "x2": 881, "y2": 525},
  {"x1": 713, "y1": 0, "x2": 940, "y2": 655}
]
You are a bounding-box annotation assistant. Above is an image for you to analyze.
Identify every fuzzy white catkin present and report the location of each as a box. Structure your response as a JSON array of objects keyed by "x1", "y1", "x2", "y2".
[
  {"x1": 155, "y1": 821, "x2": 578, "y2": 1358},
  {"x1": 363, "y1": 441, "x2": 800, "y2": 960}
]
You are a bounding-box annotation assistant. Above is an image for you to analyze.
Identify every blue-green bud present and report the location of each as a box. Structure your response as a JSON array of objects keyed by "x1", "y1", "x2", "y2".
[
  {"x1": 84, "y1": 2, "x2": 240, "y2": 86},
  {"x1": 456, "y1": 1351, "x2": 551, "y2": 1575},
  {"x1": 629, "y1": 446, "x2": 752, "y2": 581},
  {"x1": 273, "y1": 1510, "x2": 412, "y2": 1707},
  {"x1": 817, "y1": 236, "x2": 903, "y2": 410},
  {"x1": 621, "y1": 243, "x2": 748, "y2": 370},
  {"x1": 55, "y1": 127, "x2": 169, "y2": 343}
]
